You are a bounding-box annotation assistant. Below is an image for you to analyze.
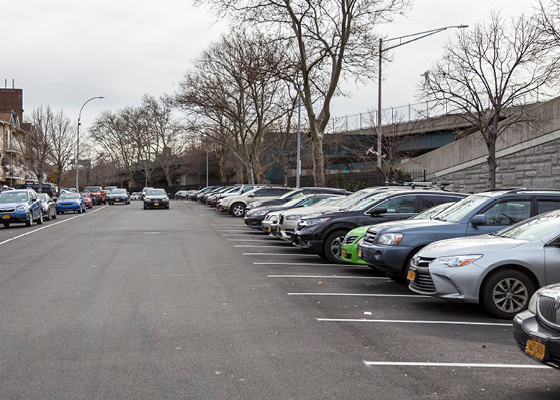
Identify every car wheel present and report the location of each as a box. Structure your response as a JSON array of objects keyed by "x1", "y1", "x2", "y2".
[
  {"x1": 3, "y1": 223, "x2": 10, "y2": 228},
  {"x1": 230, "y1": 203, "x2": 246, "y2": 217},
  {"x1": 36, "y1": 212, "x2": 43, "y2": 225},
  {"x1": 52, "y1": 211, "x2": 57, "y2": 220},
  {"x1": 44, "y1": 213, "x2": 50, "y2": 221},
  {"x1": 324, "y1": 230, "x2": 348, "y2": 263},
  {"x1": 144, "y1": 204, "x2": 147, "y2": 210},
  {"x1": 481, "y1": 269, "x2": 535, "y2": 319},
  {"x1": 26, "y1": 217, "x2": 32, "y2": 227}
]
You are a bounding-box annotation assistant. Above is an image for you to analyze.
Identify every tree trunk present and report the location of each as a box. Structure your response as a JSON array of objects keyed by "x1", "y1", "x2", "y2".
[
  {"x1": 237, "y1": 164, "x2": 244, "y2": 184},
  {"x1": 486, "y1": 140, "x2": 497, "y2": 190},
  {"x1": 312, "y1": 137, "x2": 325, "y2": 187},
  {"x1": 219, "y1": 148, "x2": 227, "y2": 183}
]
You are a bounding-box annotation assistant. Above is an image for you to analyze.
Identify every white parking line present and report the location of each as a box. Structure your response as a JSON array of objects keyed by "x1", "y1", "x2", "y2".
[
  {"x1": 220, "y1": 230, "x2": 254, "y2": 232},
  {"x1": 228, "y1": 239, "x2": 274, "y2": 242},
  {"x1": 0, "y1": 206, "x2": 106, "y2": 247},
  {"x1": 268, "y1": 275, "x2": 389, "y2": 279},
  {"x1": 243, "y1": 252, "x2": 319, "y2": 257},
  {"x1": 362, "y1": 361, "x2": 551, "y2": 369},
  {"x1": 235, "y1": 245, "x2": 294, "y2": 248},
  {"x1": 316, "y1": 318, "x2": 512, "y2": 326},
  {"x1": 255, "y1": 262, "x2": 371, "y2": 268},
  {"x1": 222, "y1": 234, "x2": 263, "y2": 236},
  {"x1": 287, "y1": 292, "x2": 428, "y2": 298}
]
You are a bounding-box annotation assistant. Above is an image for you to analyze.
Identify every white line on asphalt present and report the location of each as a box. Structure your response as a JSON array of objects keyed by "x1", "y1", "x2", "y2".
[
  {"x1": 0, "y1": 206, "x2": 106, "y2": 247},
  {"x1": 235, "y1": 245, "x2": 294, "y2": 248},
  {"x1": 267, "y1": 275, "x2": 389, "y2": 279},
  {"x1": 228, "y1": 239, "x2": 275, "y2": 242},
  {"x1": 287, "y1": 292, "x2": 428, "y2": 298},
  {"x1": 316, "y1": 318, "x2": 512, "y2": 326},
  {"x1": 222, "y1": 234, "x2": 263, "y2": 236},
  {"x1": 137, "y1": 274, "x2": 191, "y2": 277},
  {"x1": 255, "y1": 262, "x2": 370, "y2": 267},
  {"x1": 243, "y1": 252, "x2": 319, "y2": 257},
  {"x1": 362, "y1": 361, "x2": 551, "y2": 369},
  {"x1": 220, "y1": 230, "x2": 254, "y2": 232}
]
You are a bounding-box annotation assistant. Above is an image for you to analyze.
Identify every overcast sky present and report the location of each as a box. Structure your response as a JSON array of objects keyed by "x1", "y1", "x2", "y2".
[{"x1": 3, "y1": 0, "x2": 535, "y2": 133}]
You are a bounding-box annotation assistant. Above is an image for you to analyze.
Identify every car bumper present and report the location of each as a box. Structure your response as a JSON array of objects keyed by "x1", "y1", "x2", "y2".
[
  {"x1": 109, "y1": 198, "x2": 128, "y2": 203},
  {"x1": 513, "y1": 311, "x2": 560, "y2": 370},
  {"x1": 144, "y1": 201, "x2": 169, "y2": 209},
  {"x1": 0, "y1": 211, "x2": 31, "y2": 223},
  {"x1": 292, "y1": 231, "x2": 323, "y2": 253},
  {"x1": 57, "y1": 204, "x2": 82, "y2": 212},
  {"x1": 341, "y1": 243, "x2": 370, "y2": 265},
  {"x1": 359, "y1": 243, "x2": 410, "y2": 275},
  {"x1": 244, "y1": 216, "x2": 265, "y2": 229}
]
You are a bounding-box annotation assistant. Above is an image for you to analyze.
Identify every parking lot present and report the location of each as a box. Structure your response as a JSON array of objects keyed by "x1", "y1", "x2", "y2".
[{"x1": 0, "y1": 200, "x2": 558, "y2": 399}]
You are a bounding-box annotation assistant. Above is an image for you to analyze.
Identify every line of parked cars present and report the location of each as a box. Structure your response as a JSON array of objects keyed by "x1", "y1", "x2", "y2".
[{"x1": 191, "y1": 183, "x2": 560, "y2": 370}]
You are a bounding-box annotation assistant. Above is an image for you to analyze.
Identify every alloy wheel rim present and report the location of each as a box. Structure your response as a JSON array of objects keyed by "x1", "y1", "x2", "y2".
[
  {"x1": 330, "y1": 236, "x2": 344, "y2": 260},
  {"x1": 492, "y1": 277, "x2": 528, "y2": 314}
]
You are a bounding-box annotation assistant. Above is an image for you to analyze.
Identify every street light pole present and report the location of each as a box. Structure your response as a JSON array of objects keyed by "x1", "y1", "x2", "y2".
[
  {"x1": 296, "y1": 83, "x2": 301, "y2": 189},
  {"x1": 76, "y1": 96, "x2": 104, "y2": 191},
  {"x1": 376, "y1": 25, "x2": 468, "y2": 168}
]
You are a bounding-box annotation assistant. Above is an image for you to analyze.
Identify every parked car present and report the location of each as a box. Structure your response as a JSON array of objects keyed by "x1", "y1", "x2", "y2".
[
  {"x1": 84, "y1": 186, "x2": 106, "y2": 205},
  {"x1": 341, "y1": 202, "x2": 455, "y2": 267},
  {"x1": 175, "y1": 190, "x2": 191, "y2": 200},
  {"x1": 0, "y1": 186, "x2": 14, "y2": 193},
  {"x1": 56, "y1": 193, "x2": 86, "y2": 214},
  {"x1": 513, "y1": 282, "x2": 560, "y2": 370},
  {"x1": 141, "y1": 187, "x2": 154, "y2": 200},
  {"x1": 37, "y1": 193, "x2": 57, "y2": 220},
  {"x1": 220, "y1": 186, "x2": 294, "y2": 217},
  {"x1": 143, "y1": 189, "x2": 170, "y2": 209},
  {"x1": 12, "y1": 182, "x2": 57, "y2": 198},
  {"x1": 359, "y1": 189, "x2": 560, "y2": 283},
  {"x1": 79, "y1": 192, "x2": 94, "y2": 209},
  {"x1": 245, "y1": 187, "x2": 351, "y2": 211},
  {"x1": 293, "y1": 188, "x2": 466, "y2": 263},
  {"x1": 104, "y1": 186, "x2": 118, "y2": 193},
  {"x1": 131, "y1": 192, "x2": 142, "y2": 201},
  {"x1": 107, "y1": 188, "x2": 130, "y2": 205},
  {"x1": 207, "y1": 187, "x2": 239, "y2": 206},
  {"x1": 408, "y1": 209, "x2": 560, "y2": 319},
  {"x1": 245, "y1": 194, "x2": 341, "y2": 230},
  {"x1": 0, "y1": 188, "x2": 43, "y2": 227},
  {"x1": 216, "y1": 185, "x2": 262, "y2": 211}
]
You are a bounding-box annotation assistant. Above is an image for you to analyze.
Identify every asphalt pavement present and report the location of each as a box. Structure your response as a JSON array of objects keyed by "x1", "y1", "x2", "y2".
[{"x1": 0, "y1": 201, "x2": 557, "y2": 399}]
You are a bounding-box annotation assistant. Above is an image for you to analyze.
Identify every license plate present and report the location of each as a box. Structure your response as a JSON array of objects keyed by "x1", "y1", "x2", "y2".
[
  {"x1": 407, "y1": 270, "x2": 416, "y2": 281},
  {"x1": 115, "y1": 199, "x2": 119, "y2": 201},
  {"x1": 526, "y1": 338, "x2": 546, "y2": 360},
  {"x1": 276, "y1": 226, "x2": 280, "y2": 232},
  {"x1": 268, "y1": 227, "x2": 271, "y2": 232},
  {"x1": 2, "y1": 215, "x2": 9, "y2": 219},
  {"x1": 342, "y1": 249, "x2": 347, "y2": 258},
  {"x1": 154, "y1": 203, "x2": 159, "y2": 206},
  {"x1": 357, "y1": 248, "x2": 362, "y2": 258}
]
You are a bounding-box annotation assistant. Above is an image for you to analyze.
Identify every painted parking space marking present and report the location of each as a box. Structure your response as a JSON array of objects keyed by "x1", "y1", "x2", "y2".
[
  {"x1": 222, "y1": 234, "x2": 266, "y2": 236},
  {"x1": 243, "y1": 252, "x2": 319, "y2": 257},
  {"x1": 228, "y1": 239, "x2": 275, "y2": 242},
  {"x1": 362, "y1": 361, "x2": 551, "y2": 369},
  {"x1": 235, "y1": 245, "x2": 295, "y2": 248},
  {"x1": 287, "y1": 292, "x2": 428, "y2": 298},
  {"x1": 254, "y1": 262, "x2": 369, "y2": 267},
  {"x1": 268, "y1": 275, "x2": 389, "y2": 280},
  {"x1": 0, "y1": 206, "x2": 106, "y2": 247},
  {"x1": 316, "y1": 318, "x2": 512, "y2": 326}
]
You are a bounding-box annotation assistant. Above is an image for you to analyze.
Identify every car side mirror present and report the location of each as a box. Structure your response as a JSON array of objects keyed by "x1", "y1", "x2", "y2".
[
  {"x1": 367, "y1": 207, "x2": 387, "y2": 216},
  {"x1": 249, "y1": 194, "x2": 255, "y2": 198},
  {"x1": 470, "y1": 214, "x2": 486, "y2": 226}
]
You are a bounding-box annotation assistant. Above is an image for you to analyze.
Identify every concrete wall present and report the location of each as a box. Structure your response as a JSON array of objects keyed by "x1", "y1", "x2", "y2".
[{"x1": 399, "y1": 96, "x2": 560, "y2": 192}]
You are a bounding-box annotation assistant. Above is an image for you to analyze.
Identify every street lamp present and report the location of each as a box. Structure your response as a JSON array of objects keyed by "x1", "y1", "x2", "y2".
[
  {"x1": 376, "y1": 25, "x2": 468, "y2": 167},
  {"x1": 76, "y1": 96, "x2": 104, "y2": 191}
]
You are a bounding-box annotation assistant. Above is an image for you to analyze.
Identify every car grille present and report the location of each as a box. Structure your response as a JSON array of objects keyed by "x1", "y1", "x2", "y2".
[
  {"x1": 408, "y1": 257, "x2": 436, "y2": 293},
  {"x1": 363, "y1": 231, "x2": 377, "y2": 244},
  {"x1": 0, "y1": 207, "x2": 16, "y2": 212},
  {"x1": 537, "y1": 294, "x2": 560, "y2": 329},
  {"x1": 344, "y1": 235, "x2": 359, "y2": 245},
  {"x1": 149, "y1": 198, "x2": 164, "y2": 202}
]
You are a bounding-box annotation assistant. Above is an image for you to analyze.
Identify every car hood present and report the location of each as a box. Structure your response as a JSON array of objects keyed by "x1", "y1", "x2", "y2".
[
  {"x1": 346, "y1": 225, "x2": 372, "y2": 237},
  {"x1": 281, "y1": 205, "x2": 341, "y2": 216},
  {"x1": 369, "y1": 219, "x2": 442, "y2": 233},
  {"x1": 0, "y1": 202, "x2": 30, "y2": 208},
  {"x1": 145, "y1": 195, "x2": 167, "y2": 200},
  {"x1": 420, "y1": 235, "x2": 526, "y2": 258}
]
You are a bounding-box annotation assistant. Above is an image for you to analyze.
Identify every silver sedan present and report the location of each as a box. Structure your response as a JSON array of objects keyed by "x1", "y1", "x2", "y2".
[{"x1": 408, "y1": 210, "x2": 560, "y2": 319}]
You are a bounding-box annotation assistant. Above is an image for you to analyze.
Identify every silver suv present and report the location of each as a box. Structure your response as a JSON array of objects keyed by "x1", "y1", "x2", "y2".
[{"x1": 219, "y1": 186, "x2": 293, "y2": 217}]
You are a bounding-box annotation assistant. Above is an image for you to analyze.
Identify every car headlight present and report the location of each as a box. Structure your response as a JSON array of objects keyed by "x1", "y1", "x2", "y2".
[
  {"x1": 432, "y1": 255, "x2": 483, "y2": 268},
  {"x1": 298, "y1": 217, "x2": 330, "y2": 227},
  {"x1": 528, "y1": 291, "x2": 540, "y2": 314},
  {"x1": 286, "y1": 214, "x2": 302, "y2": 221},
  {"x1": 377, "y1": 233, "x2": 404, "y2": 245},
  {"x1": 16, "y1": 205, "x2": 28, "y2": 211},
  {"x1": 253, "y1": 210, "x2": 268, "y2": 217},
  {"x1": 248, "y1": 202, "x2": 263, "y2": 209}
]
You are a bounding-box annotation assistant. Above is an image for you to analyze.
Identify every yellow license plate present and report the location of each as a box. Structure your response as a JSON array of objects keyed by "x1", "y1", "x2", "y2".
[
  {"x1": 154, "y1": 203, "x2": 159, "y2": 206},
  {"x1": 342, "y1": 249, "x2": 347, "y2": 258},
  {"x1": 526, "y1": 338, "x2": 546, "y2": 360},
  {"x1": 407, "y1": 270, "x2": 416, "y2": 281},
  {"x1": 268, "y1": 227, "x2": 271, "y2": 232},
  {"x1": 277, "y1": 226, "x2": 280, "y2": 232},
  {"x1": 2, "y1": 215, "x2": 9, "y2": 219},
  {"x1": 357, "y1": 248, "x2": 362, "y2": 258},
  {"x1": 115, "y1": 199, "x2": 119, "y2": 201}
]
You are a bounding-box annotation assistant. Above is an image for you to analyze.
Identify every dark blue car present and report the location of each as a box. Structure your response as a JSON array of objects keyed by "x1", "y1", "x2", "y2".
[{"x1": 0, "y1": 189, "x2": 44, "y2": 227}]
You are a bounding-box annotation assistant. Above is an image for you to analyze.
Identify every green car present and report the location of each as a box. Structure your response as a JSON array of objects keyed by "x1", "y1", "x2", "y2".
[{"x1": 341, "y1": 202, "x2": 454, "y2": 266}]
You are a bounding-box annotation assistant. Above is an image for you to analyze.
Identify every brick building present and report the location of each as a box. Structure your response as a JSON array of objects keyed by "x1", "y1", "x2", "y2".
[{"x1": 0, "y1": 88, "x2": 29, "y2": 187}]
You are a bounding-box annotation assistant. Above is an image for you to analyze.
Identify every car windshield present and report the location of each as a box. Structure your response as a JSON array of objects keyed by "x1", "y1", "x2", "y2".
[
  {"x1": 59, "y1": 193, "x2": 79, "y2": 200},
  {"x1": 314, "y1": 197, "x2": 342, "y2": 206},
  {"x1": 147, "y1": 189, "x2": 166, "y2": 196},
  {"x1": 494, "y1": 211, "x2": 560, "y2": 241},
  {"x1": 84, "y1": 188, "x2": 99, "y2": 192},
  {"x1": 112, "y1": 189, "x2": 127, "y2": 194},
  {"x1": 409, "y1": 202, "x2": 453, "y2": 220},
  {"x1": 277, "y1": 189, "x2": 300, "y2": 200},
  {"x1": 434, "y1": 195, "x2": 489, "y2": 223},
  {"x1": 332, "y1": 189, "x2": 378, "y2": 209},
  {"x1": 346, "y1": 191, "x2": 398, "y2": 211},
  {"x1": 282, "y1": 197, "x2": 309, "y2": 208},
  {"x1": 0, "y1": 191, "x2": 28, "y2": 203},
  {"x1": 38, "y1": 194, "x2": 49, "y2": 201}
]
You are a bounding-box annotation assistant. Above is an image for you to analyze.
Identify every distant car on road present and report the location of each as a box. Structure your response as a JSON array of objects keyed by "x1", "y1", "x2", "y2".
[
  {"x1": 56, "y1": 193, "x2": 86, "y2": 214},
  {"x1": 175, "y1": 190, "x2": 190, "y2": 200},
  {"x1": 131, "y1": 192, "x2": 142, "y2": 201},
  {"x1": 143, "y1": 189, "x2": 169, "y2": 209},
  {"x1": 107, "y1": 188, "x2": 130, "y2": 205},
  {"x1": 84, "y1": 186, "x2": 106, "y2": 205},
  {"x1": 79, "y1": 192, "x2": 94, "y2": 209},
  {"x1": 37, "y1": 193, "x2": 57, "y2": 220}
]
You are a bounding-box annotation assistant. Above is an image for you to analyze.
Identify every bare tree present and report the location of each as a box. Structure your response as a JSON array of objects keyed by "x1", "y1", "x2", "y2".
[
  {"x1": 421, "y1": 12, "x2": 557, "y2": 189},
  {"x1": 175, "y1": 29, "x2": 297, "y2": 184},
  {"x1": 196, "y1": 0, "x2": 409, "y2": 186},
  {"x1": 25, "y1": 106, "x2": 54, "y2": 192},
  {"x1": 48, "y1": 110, "x2": 75, "y2": 196}
]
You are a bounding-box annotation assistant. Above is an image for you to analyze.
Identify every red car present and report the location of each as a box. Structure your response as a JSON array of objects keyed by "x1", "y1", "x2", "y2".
[
  {"x1": 83, "y1": 186, "x2": 106, "y2": 205},
  {"x1": 80, "y1": 192, "x2": 94, "y2": 208}
]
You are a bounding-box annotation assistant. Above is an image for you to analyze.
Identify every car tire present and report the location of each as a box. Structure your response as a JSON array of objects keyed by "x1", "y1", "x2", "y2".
[
  {"x1": 52, "y1": 212, "x2": 57, "y2": 220},
  {"x1": 36, "y1": 213, "x2": 43, "y2": 225},
  {"x1": 44, "y1": 213, "x2": 50, "y2": 221},
  {"x1": 3, "y1": 223, "x2": 10, "y2": 228},
  {"x1": 144, "y1": 204, "x2": 147, "y2": 210},
  {"x1": 481, "y1": 269, "x2": 535, "y2": 319},
  {"x1": 26, "y1": 217, "x2": 32, "y2": 227},
  {"x1": 324, "y1": 230, "x2": 348, "y2": 263},
  {"x1": 230, "y1": 203, "x2": 246, "y2": 217}
]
